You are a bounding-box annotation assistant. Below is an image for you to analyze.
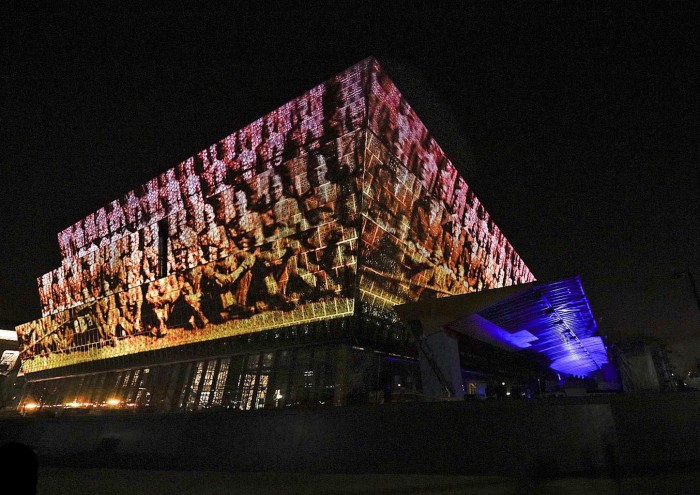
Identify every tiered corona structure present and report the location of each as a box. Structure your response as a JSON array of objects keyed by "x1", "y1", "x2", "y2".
[{"x1": 16, "y1": 58, "x2": 540, "y2": 412}]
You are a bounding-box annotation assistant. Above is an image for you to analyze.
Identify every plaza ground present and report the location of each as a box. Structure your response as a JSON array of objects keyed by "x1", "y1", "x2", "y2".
[{"x1": 36, "y1": 468, "x2": 700, "y2": 495}]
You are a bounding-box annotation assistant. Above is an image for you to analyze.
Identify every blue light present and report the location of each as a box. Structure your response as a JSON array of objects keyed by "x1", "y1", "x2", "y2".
[{"x1": 475, "y1": 276, "x2": 608, "y2": 376}]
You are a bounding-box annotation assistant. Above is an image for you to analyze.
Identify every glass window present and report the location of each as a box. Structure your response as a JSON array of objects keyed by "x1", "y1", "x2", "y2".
[
  {"x1": 211, "y1": 358, "x2": 230, "y2": 407},
  {"x1": 185, "y1": 361, "x2": 206, "y2": 411},
  {"x1": 254, "y1": 373, "x2": 268, "y2": 410},
  {"x1": 291, "y1": 348, "x2": 312, "y2": 406},
  {"x1": 177, "y1": 362, "x2": 194, "y2": 410},
  {"x1": 126, "y1": 369, "x2": 142, "y2": 403},
  {"x1": 198, "y1": 360, "x2": 218, "y2": 409},
  {"x1": 88, "y1": 373, "x2": 106, "y2": 405},
  {"x1": 134, "y1": 368, "x2": 151, "y2": 407},
  {"x1": 222, "y1": 355, "x2": 245, "y2": 409},
  {"x1": 240, "y1": 372, "x2": 257, "y2": 411},
  {"x1": 316, "y1": 346, "x2": 335, "y2": 405},
  {"x1": 268, "y1": 350, "x2": 290, "y2": 408},
  {"x1": 247, "y1": 353, "x2": 261, "y2": 370},
  {"x1": 261, "y1": 352, "x2": 274, "y2": 369}
]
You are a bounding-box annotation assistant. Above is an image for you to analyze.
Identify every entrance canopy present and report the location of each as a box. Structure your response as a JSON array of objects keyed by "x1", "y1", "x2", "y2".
[{"x1": 395, "y1": 276, "x2": 609, "y2": 376}]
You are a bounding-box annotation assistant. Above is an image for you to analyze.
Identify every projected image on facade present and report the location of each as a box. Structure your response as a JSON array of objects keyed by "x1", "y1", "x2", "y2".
[
  {"x1": 20, "y1": 57, "x2": 367, "y2": 374},
  {"x1": 18, "y1": 58, "x2": 534, "y2": 374},
  {"x1": 359, "y1": 62, "x2": 534, "y2": 316}
]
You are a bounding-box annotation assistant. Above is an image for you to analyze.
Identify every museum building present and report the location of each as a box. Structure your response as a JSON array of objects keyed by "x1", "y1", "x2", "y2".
[{"x1": 13, "y1": 58, "x2": 607, "y2": 413}]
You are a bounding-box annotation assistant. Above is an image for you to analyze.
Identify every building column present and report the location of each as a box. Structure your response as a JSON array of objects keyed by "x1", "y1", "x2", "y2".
[{"x1": 417, "y1": 328, "x2": 464, "y2": 399}]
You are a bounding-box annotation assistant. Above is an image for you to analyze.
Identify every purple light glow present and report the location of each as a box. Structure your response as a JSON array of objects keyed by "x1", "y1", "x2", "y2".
[{"x1": 473, "y1": 277, "x2": 608, "y2": 376}]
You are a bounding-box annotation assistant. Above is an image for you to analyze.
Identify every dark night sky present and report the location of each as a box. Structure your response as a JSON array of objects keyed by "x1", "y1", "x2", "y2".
[{"x1": 2, "y1": 6, "x2": 699, "y2": 370}]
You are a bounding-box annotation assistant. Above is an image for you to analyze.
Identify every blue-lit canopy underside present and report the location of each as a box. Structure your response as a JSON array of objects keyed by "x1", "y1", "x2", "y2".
[
  {"x1": 395, "y1": 276, "x2": 609, "y2": 376},
  {"x1": 468, "y1": 277, "x2": 608, "y2": 376}
]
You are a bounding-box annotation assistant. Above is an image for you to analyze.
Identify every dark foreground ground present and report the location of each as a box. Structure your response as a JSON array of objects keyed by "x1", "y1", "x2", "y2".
[
  {"x1": 4, "y1": 393, "x2": 699, "y2": 493},
  {"x1": 36, "y1": 468, "x2": 700, "y2": 495}
]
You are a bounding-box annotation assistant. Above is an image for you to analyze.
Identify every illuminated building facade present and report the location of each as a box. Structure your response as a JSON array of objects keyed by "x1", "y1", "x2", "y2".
[{"x1": 14, "y1": 57, "x2": 568, "y2": 412}]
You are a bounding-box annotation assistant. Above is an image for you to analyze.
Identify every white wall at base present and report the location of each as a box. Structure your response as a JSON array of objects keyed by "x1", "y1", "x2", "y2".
[{"x1": 418, "y1": 330, "x2": 464, "y2": 399}]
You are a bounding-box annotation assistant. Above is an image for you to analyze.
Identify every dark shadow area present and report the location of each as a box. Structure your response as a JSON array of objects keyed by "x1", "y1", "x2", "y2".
[{"x1": 0, "y1": 441, "x2": 38, "y2": 495}]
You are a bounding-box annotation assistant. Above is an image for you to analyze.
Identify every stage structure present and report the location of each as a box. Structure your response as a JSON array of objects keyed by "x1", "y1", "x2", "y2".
[{"x1": 14, "y1": 57, "x2": 599, "y2": 413}]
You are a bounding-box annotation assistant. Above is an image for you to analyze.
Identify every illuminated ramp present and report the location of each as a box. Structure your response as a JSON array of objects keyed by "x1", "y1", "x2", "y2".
[{"x1": 396, "y1": 276, "x2": 609, "y2": 377}]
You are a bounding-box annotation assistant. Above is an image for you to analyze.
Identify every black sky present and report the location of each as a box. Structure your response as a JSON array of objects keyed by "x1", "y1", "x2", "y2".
[{"x1": 2, "y1": 5, "x2": 699, "y2": 369}]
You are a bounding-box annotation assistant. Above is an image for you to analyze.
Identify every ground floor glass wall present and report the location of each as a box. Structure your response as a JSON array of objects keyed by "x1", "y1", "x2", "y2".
[{"x1": 17, "y1": 343, "x2": 420, "y2": 415}]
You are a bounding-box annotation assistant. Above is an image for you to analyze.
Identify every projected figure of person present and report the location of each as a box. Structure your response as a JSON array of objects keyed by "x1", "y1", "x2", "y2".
[
  {"x1": 64, "y1": 260, "x2": 82, "y2": 309},
  {"x1": 94, "y1": 285, "x2": 118, "y2": 347},
  {"x1": 268, "y1": 112, "x2": 286, "y2": 156},
  {"x1": 144, "y1": 274, "x2": 179, "y2": 339},
  {"x1": 94, "y1": 207, "x2": 109, "y2": 246},
  {"x1": 135, "y1": 181, "x2": 158, "y2": 227},
  {"x1": 205, "y1": 247, "x2": 256, "y2": 321},
  {"x1": 462, "y1": 192, "x2": 478, "y2": 237},
  {"x1": 257, "y1": 173, "x2": 281, "y2": 239},
  {"x1": 371, "y1": 69, "x2": 400, "y2": 149},
  {"x1": 255, "y1": 128, "x2": 275, "y2": 175},
  {"x1": 247, "y1": 243, "x2": 297, "y2": 313},
  {"x1": 174, "y1": 265, "x2": 209, "y2": 330},
  {"x1": 140, "y1": 225, "x2": 160, "y2": 283},
  {"x1": 232, "y1": 186, "x2": 263, "y2": 247},
  {"x1": 424, "y1": 247, "x2": 451, "y2": 296},
  {"x1": 101, "y1": 243, "x2": 124, "y2": 295},
  {"x1": 158, "y1": 168, "x2": 184, "y2": 215},
  {"x1": 374, "y1": 98, "x2": 395, "y2": 149},
  {"x1": 277, "y1": 237, "x2": 326, "y2": 305},
  {"x1": 123, "y1": 232, "x2": 143, "y2": 287},
  {"x1": 121, "y1": 190, "x2": 142, "y2": 234},
  {"x1": 299, "y1": 153, "x2": 334, "y2": 227},
  {"x1": 322, "y1": 77, "x2": 348, "y2": 140},
  {"x1": 316, "y1": 227, "x2": 355, "y2": 298},
  {"x1": 199, "y1": 202, "x2": 226, "y2": 263},
  {"x1": 258, "y1": 168, "x2": 303, "y2": 240},
  {"x1": 199, "y1": 143, "x2": 228, "y2": 198},
  {"x1": 361, "y1": 225, "x2": 409, "y2": 300},
  {"x1": 58, "y1": 228, "x2": 72, "y2": 257},
  {"x1": 210, "y1": 189, "x2": 235, "y2": 230},
  {"x1": 434, "y1": 161, "x2": 456, "y2": 206},
  {"x1": 407, "y1": 128, "x2": 438, "y2": 194},
  {"x1": 299, "y1": 95, "x2": 318, "y2": 139},
  {"x1": 32, "y1": 321, "x2": 49, "y2": 358},
  {"x1": 50, "y1": 272, "x2": 66, "y2": 314},
  {"x1": 285, "y1": 101, "x2": 313, "y2": 159},
  {"x1": 55, "y1": 320, "x2": 73, "y2": 355},
  {"x1": 450, "y1": 178, "x2": 468, "y2": 222},
  {"x1": 81, "y1": 214, "x2": 96, "y2": 252},
  {"x1": 177, "y1": 158, "x2": 201, "y2": 200},
  {"x1": 327, "y1": 141, "x2": 360, "y2": 228},
  {"x1": 171, "y1": 211, "x2": 204, "y2": 272},
  {"x1": 410, "y1": 196, "x2": 445, "y2": 257},
  {"x1": 106, "y1": 199, "x2": 126, "y2": 242},
  {"x1": 440, "y1": 215, "x2": 461, "y2": 280},
  {"x1": 17, "y1": 323, "x2": 37, "y2": 360},
  {"x1": 81, "y1": 252, "x2": 100, "y2": 304},
  {"x1": 468, "y1": 243, "x2": 487, "y2": 291},
  {"x1": 117, "y1": 284, "x2": 143, "y2": 337},
  {"x1": 70, "y1": 221, "x2": 85, "y2": 257},
  {"x1": 365, "y1": 155, "x2": 397, "y2": 231},
  {"x1": 256, "y1": 116, "x2": 285, "y2": 174},
  {"x1": 235, "y1": 130, "x2": 257, "y2": 176},
  {"x1": 400, "y1": 244, "x2": 436, "y2": 302},
  {"x1": 38, "y1": 274, "x2": 53, "y2": 315},
  {"x1": 393, "y1": 98, "x2": 415, "y2": 158}
]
